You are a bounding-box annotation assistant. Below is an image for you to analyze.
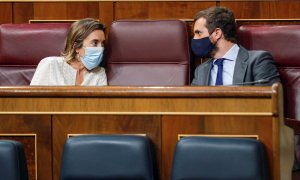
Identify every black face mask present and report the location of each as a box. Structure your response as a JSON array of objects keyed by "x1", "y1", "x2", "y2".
[{"x1": 191, "y1": 36, "x2": 214, "y2": 58}]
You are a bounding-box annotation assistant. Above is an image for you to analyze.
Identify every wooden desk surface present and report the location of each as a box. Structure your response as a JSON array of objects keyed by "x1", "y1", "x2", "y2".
[{"x1": 0, "y1": 85, "x2": 277, "y2": 115}]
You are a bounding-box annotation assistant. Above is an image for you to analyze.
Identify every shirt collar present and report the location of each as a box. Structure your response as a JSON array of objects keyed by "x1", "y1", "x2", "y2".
[{"x1": 222, "y1": 44, "x2": 239, "y2": 61}]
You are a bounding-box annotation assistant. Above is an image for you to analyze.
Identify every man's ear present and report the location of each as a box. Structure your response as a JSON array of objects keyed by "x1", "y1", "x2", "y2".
[
  {"x1": 214, "y1": 28, "x2": 223, "y2": 40},
  {"x1": 210, "y1": 28, "x2": 222, "y2": 44}
]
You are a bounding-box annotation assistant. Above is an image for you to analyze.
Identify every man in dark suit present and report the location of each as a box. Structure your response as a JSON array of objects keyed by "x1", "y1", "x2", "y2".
[{"x1": 191, "y1": 6, "x2": 280, "y2": 86}]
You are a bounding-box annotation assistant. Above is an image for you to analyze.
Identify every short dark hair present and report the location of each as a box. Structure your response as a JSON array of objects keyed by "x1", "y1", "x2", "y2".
[{"x1": 194, "y1": 6, "x2": 237, "y2": 43}]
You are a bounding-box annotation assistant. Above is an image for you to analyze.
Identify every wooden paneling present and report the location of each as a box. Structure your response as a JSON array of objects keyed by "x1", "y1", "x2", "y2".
[
  {"x1": 33, "y1": 2, "x2": 99, "y2": 20},
  {"x1": 236, "y1": 19, "x2": 300, "y2": 27},
  {"x1": 114, "y1": 2, "x2": 215, "y2": 20},
  {"x1": 0, "y1": 3, "x2": 12, "y2": 24},
  {"x1": 222, "y1": 1, "x2": 300, "y2": 19},
  {"x1": 0, "y1": 85, "x2": 294, "y2": 180},
  {"x1": 99, "y1": 2, "x2": 114, "y2": 35},
  {"x1": 0, "y1": 86, "x2": 275, "y2": 113},
  {"x1": 13, "y1": 3, "x2": 33, "y2": 23},
  {"x1": 52, "y1": 115, "x2": 161, "y2": 180},
  {"x1": 161, "y1": 115, "x2": 205, "y2": 180},
  {"x1": 33, "y1": 3, "x2": 67, "y2": 20},
  {"x1": 0, "y1": 115, "x2": 52, "y2": 180},
  {"x1": 0, "y1": 135, "x2": 36, "y2": 179},
  {"x1": 162, "y1": 115, "x2": 275, "y2": 179},
  {"x1": 1, "y1": 1, "x2": 300, "y2": 26}
]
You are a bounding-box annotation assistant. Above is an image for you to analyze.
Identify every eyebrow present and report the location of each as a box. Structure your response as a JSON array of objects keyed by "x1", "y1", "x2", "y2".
[
  {"x1": 90, "y1": 39, "x2": 105, "y2": 44},
  {"x1": 91, "y1": 39, "x2": 100, "y2": 43}
]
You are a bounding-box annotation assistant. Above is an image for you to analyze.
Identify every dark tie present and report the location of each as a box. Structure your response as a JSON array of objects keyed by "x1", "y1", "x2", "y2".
[{"x1": 214, "y1": 58, "x2": 225, "y2": 86}]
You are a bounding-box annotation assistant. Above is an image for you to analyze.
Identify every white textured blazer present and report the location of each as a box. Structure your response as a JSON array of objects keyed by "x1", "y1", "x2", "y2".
[{"x1": 30, "y1": 56, "x2": 107, "y2": 86}]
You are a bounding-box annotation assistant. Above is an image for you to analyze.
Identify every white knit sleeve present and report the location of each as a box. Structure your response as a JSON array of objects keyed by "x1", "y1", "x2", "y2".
[
  {"x1": 30, "y1": 57, "x2": 52, "y2": 86},
  {"x1": 97, "y1": 67, "x2": 107, "y2": 86}
]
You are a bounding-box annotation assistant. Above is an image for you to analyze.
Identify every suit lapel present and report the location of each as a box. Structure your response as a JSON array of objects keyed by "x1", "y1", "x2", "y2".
[
  {"x1": 233, "y1": 46, "x2": 249, "y2": 84},
  {"x1": 203, "y1": 59, "x2": 213, "y2": 85}
]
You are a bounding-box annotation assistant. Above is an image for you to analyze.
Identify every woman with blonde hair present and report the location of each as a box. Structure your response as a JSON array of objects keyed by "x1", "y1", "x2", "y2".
[{"x1": 30, "y1": 18, "x2": 107, "y2": 86}]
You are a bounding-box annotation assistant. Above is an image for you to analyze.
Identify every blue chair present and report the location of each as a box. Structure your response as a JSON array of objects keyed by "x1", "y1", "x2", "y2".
[
  {"x1": 171, "y1": 136, "x2": 269, "y2": 180},
  {"x1": 60, "y1": 135, "x2": 156, "y2": 180},
  {"x1": 0, "y1": 140, "x2": 28, "y2": 180}
]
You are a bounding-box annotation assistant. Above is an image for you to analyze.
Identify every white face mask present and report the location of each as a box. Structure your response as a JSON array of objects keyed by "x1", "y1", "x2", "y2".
[{"x1": 81, "y1": 47, "x2": 104, "y2": 70}]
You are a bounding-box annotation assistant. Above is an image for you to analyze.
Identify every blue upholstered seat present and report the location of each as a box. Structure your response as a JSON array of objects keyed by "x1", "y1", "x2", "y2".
[
  {"x1": 171, "y1": 136, "x2": 269, "y2": 180},
  {"x1": 60, "y1": 135, "x2": 156, "y2": 180},
  {"x1": 0, "y1": 140, "x2": 28, "y2": 180}
]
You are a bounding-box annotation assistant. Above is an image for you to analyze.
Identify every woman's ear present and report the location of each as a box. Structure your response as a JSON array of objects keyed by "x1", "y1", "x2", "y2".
[{"x1": 73, "y1": 42, "x2": 79, "y2": 53}]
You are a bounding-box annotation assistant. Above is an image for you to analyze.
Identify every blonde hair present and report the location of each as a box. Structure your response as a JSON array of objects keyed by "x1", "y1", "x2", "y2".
[{"x1": 61, "y1": 18, "x2": 105, "y2": 63}]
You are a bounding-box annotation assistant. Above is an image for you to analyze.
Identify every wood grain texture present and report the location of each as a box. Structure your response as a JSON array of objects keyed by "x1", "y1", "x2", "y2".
[
  {"x1": 0, "y1": 86, "x2": 275, "y2": 114},
  {"x1": 0, "y1": 85, "x2": 293, "y2": 179},
  {"x1": 0, "y1": 3, "x2": 12, "y2": 24},
  {"x1": 99, "y1": 2, "x2": 114, "y2": 35},
  {"x1": 52, "y1": 115, "x2": 161, "y2": 180},
  {"x1": 222, "y1": 1, "x2": 300, "y2": 19},
  {"x1": 13, "y1": 3, "x2": 33, "y2": 23},
  {"x1": 0, "y1": 115, "x2": 52, "y2": 180},
  {"x1": 33, "y1": 2, "x2": 99, "y2": 20},
  {"x1": 1, "y1": 1, "x2": 300, "y2": 26},
  {"x1": 114, "y1": 2, "x2": 215, "y2": 20},
  {"x1": 0, "y1": 85, "x2": 276, "y2": 97},
  {"x1": 0, "y1": 136, "x2": 36, "y2": 179},
  {"x1": 162, "y1": 115, "x2": 275, "y2": 179}
]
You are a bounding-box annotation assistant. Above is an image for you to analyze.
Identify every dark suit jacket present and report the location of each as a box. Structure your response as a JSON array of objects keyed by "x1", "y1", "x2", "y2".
[{"x1": 191, "y1": 46, "x2": 280, "y2": 86}]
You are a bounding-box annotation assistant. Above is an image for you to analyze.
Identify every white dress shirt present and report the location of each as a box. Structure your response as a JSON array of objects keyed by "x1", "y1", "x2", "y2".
[{"x1": 210, "y1": 44, "x2": 239, "y2": 86}]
